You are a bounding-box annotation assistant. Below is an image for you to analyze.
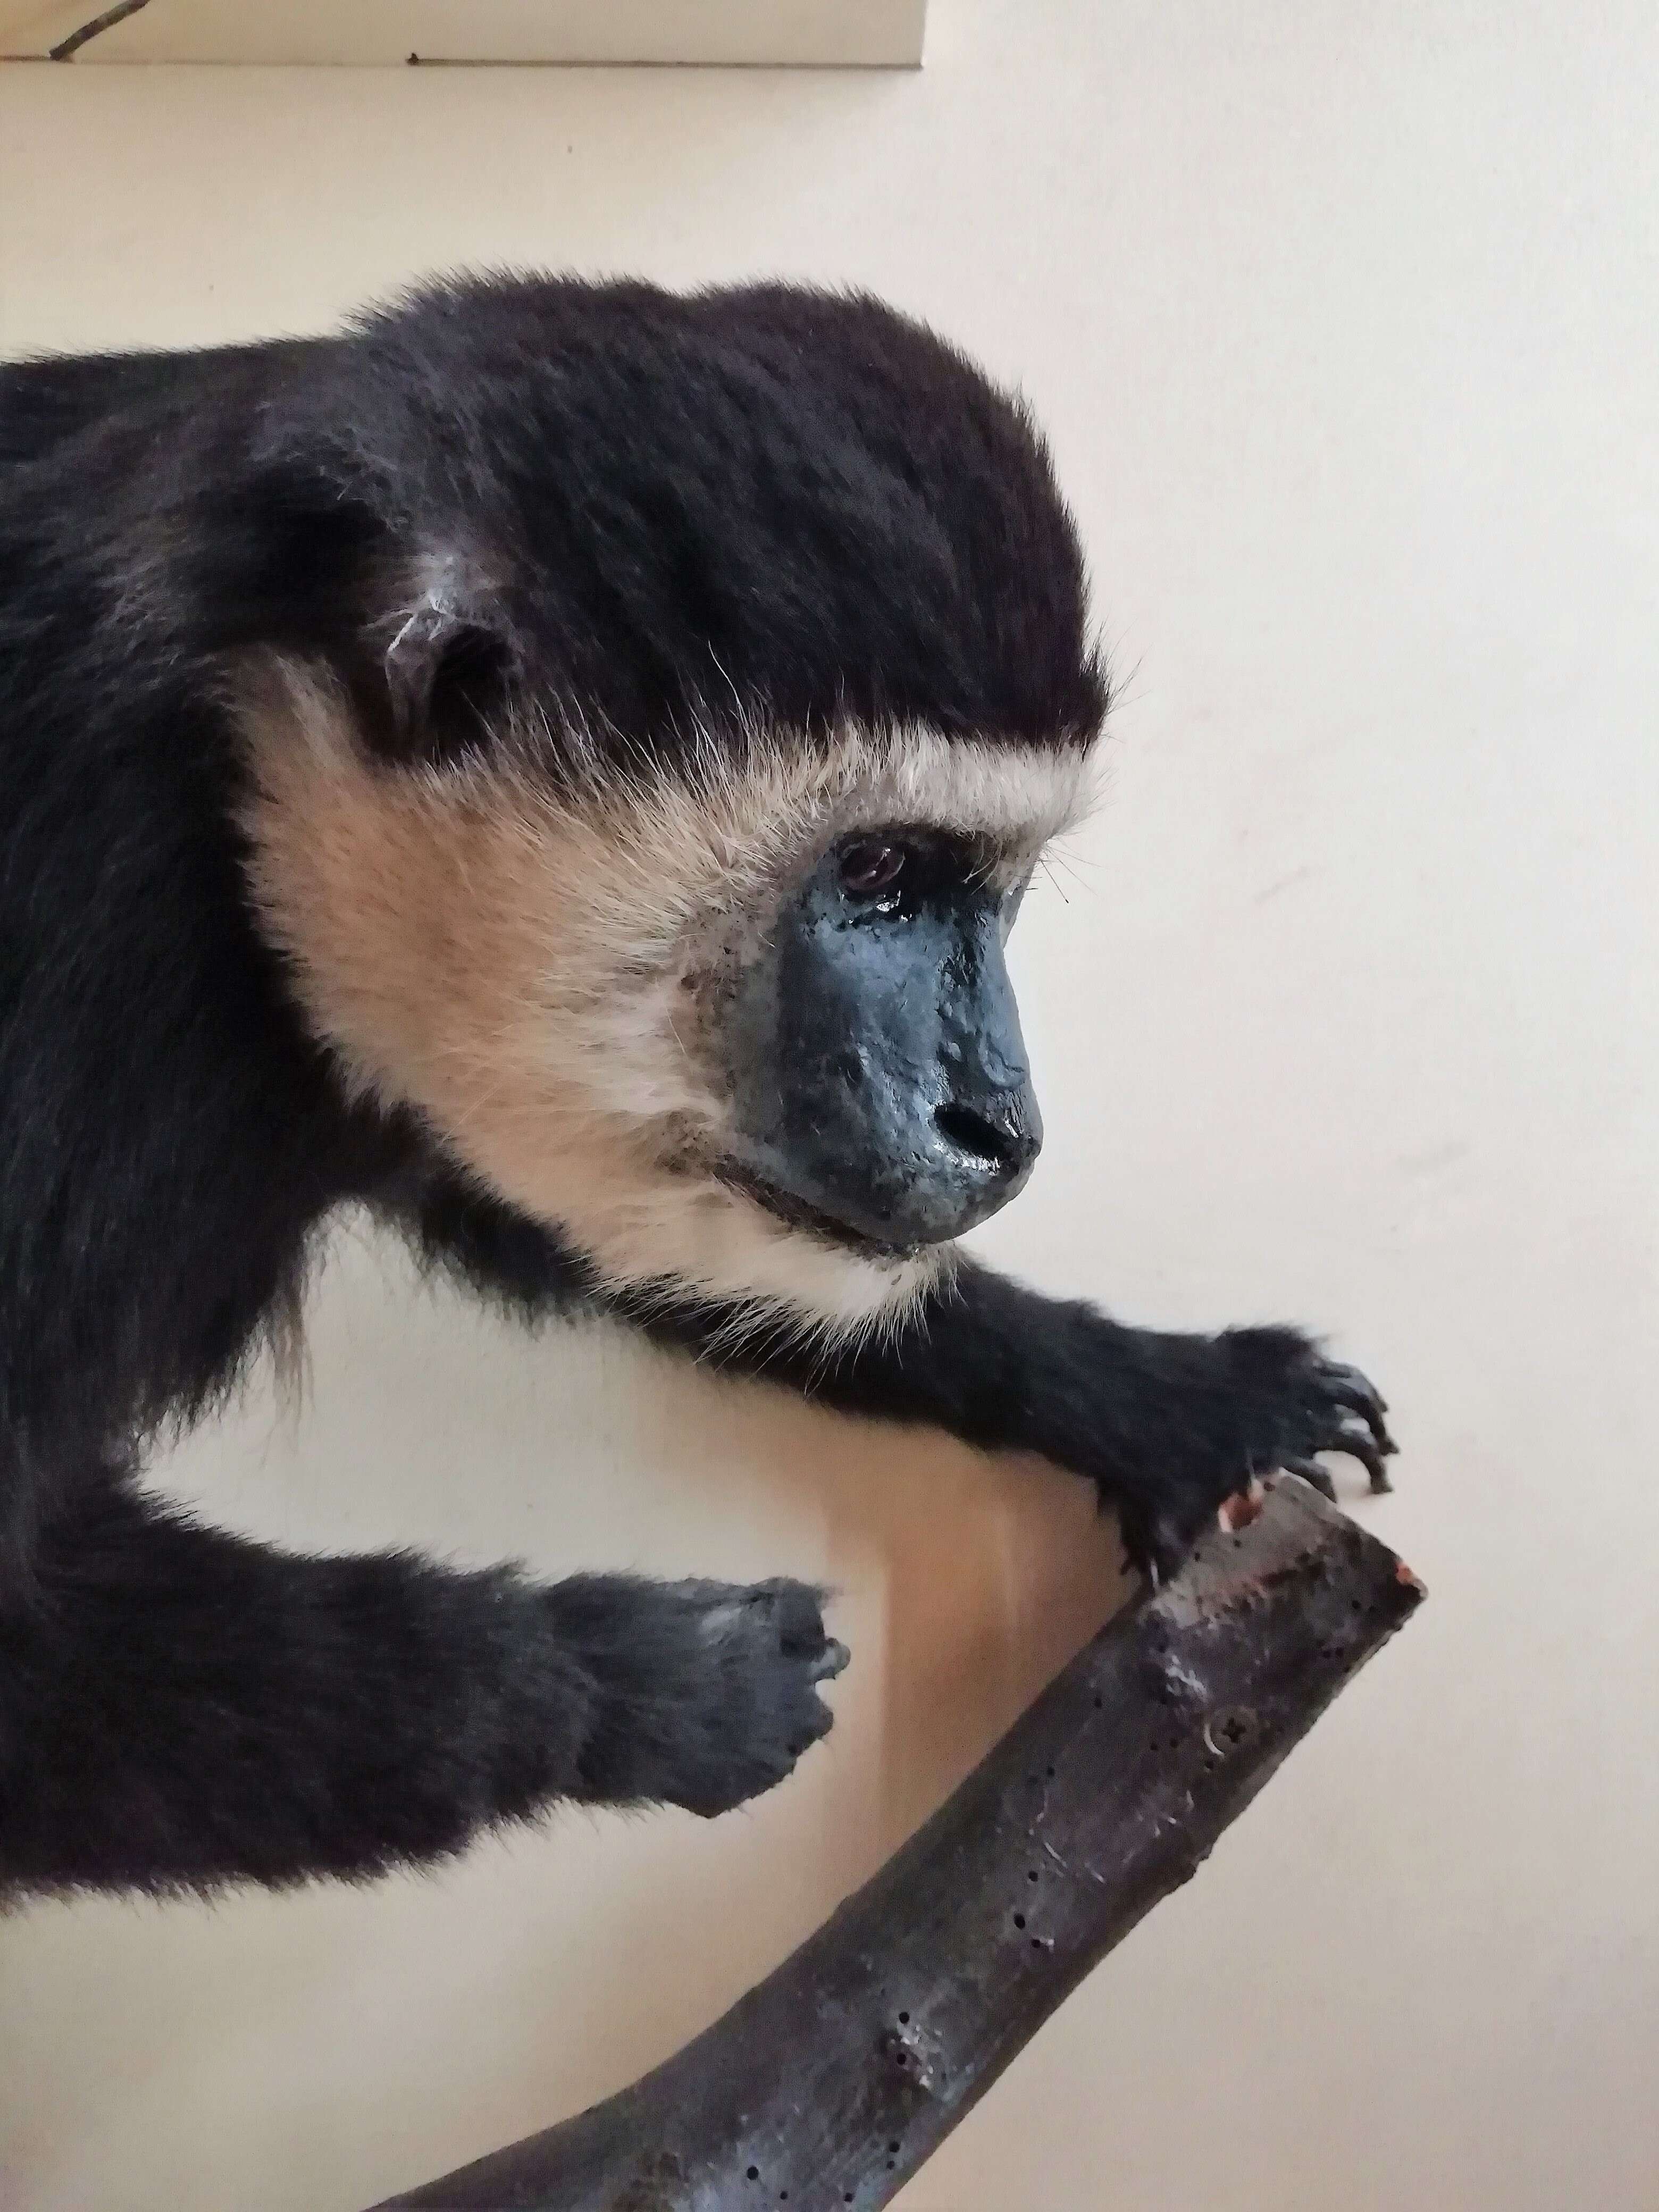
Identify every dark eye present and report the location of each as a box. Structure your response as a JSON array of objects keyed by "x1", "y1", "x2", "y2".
[{"x1": 837, "y1": 838, "x2": 907, "y2": 898}]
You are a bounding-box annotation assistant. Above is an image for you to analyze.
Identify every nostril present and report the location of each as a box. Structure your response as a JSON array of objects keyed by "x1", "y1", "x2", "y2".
[{"x1": 935, "y1": 1101, "x2": 1034, "y2": 1176}]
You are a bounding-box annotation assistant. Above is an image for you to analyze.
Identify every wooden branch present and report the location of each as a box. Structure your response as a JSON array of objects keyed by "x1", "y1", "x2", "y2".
[{"x1": 374, "y1": 1476, "x2": 1423, "y2": 2211}]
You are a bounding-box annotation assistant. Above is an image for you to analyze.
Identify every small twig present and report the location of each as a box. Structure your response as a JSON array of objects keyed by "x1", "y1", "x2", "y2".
[{"x1": 48, "y1": 0, "x2": 152, "y2": 61}]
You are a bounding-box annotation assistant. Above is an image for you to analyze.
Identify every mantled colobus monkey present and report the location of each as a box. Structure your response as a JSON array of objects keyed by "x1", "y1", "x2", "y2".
[{"x1": 0, "y1": 276, "x2": 1393, "y2": 1898}]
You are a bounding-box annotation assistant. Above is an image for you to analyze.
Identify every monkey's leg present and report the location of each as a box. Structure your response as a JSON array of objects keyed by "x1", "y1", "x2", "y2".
[
  {"x1": 641, "y1": 1260, "x2": 1395, "y2": 1582},
  {"x1": 0, "y1": 1467, "x2": 844, "y2": 1899}
]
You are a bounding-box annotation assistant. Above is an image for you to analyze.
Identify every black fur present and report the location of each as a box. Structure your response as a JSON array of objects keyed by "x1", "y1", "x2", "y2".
[{"x1": 0, "y1": 274, "x2": 1390, "y2": 1900}]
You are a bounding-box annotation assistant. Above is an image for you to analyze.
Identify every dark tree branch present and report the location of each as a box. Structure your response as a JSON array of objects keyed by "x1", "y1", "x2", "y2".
[
  {"x1": 374, "y1": 1476, "x2": 1423, "y2": 2211},
  {"x1": 48, "y1": 0, "x2": 152, "y2": 61}
]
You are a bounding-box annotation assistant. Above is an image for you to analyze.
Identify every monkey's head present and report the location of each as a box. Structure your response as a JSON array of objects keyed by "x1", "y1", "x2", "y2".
[{"x1": 237, "y1": 278, "x2": 1107, "y2": 1340}]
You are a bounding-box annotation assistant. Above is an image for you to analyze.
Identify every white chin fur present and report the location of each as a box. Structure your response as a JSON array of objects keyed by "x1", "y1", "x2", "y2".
[
  {"x1": 575, "y1": 1167, "x2": 954, "y2": 1350},
  {"x1": 235, "y1": 660, "x2": 1090, "y2": 1340}
]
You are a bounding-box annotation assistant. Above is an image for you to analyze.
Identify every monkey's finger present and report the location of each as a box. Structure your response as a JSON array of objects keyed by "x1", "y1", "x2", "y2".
[
  {"x1": 1327, "y1": 1425, "x2": 1394, "y2": 1492},
  {"x1": 1124, "y1": 1516, "x2": 1187, "y2": 1590},
  {"x1": 1281, "y1": 1455, "x2": 1339, "y2": 1501},
  {"x1": 1322, "y1": 1364, "x2": 1395, "y2": 1448},
  {"x1": 756, "y1": 1577, "x2": 835, "y2": 1655},
  {"x1": 1322, "y1": 1361, "x2": 1388, "y2": 1416}
]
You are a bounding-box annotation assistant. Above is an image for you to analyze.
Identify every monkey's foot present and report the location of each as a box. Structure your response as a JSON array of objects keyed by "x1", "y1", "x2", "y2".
[{"x1": 557, "y1": 1575, "x2": 848, "y2": 1819}]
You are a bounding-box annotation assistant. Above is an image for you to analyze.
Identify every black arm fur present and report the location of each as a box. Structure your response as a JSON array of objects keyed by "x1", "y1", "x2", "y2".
[
  {"x1": 416, "y1": 1180, "x2": 1394, "y2": 1577},
  {"x1": 0, "y1": 275, "x2": 1390, "y2": 1900}
]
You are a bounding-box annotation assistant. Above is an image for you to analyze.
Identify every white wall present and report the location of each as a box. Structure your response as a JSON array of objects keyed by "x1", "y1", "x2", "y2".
[{"x1": 2, "y1": 5, "x2": 1656, "y2": 2208}]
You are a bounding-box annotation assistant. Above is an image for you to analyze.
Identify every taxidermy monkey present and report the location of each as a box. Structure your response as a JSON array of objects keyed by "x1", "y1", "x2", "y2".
[{"x1": 0, "y1": 275, "x2": 1394, "y2": 1898}]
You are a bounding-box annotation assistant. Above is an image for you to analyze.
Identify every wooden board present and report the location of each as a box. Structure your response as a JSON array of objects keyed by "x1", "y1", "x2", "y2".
[{"x1": 2, "y1": 1, "x2": 928, "y2": 67}]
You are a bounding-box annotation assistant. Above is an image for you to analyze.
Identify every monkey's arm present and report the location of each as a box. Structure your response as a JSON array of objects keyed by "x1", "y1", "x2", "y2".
[
  {"x1": 0, "y1": 1461, "x2": 842, "y2": 1899},
  {"x1": 408, "y1": 1187, "x2": 1393, "y2": 1581},
  {"x1": 645, "y1": 1262, "x2": 1394, "y2": 1578}
]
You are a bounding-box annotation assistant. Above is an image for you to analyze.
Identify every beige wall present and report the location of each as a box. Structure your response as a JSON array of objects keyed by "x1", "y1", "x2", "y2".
[{"x1": 2, "y1": 5, "x2": 1656, "y2": 2207}]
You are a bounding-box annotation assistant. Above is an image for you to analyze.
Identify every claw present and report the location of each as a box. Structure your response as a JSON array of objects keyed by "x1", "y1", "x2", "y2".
[
  {"x1": 1282, "y1": 1455, "x2": 1339, "y2": 1501},
  {"x1": 1138, "y1": 1514, "x2": 1190, "y2": 1589},
  {"x1": 1322, "y1": 1363, "x2": 1395, "y2": 1454},
  {"x1": 1323, "y1": 1360, "x2": 1388, "y2": 1417},
  {"x1": 1117, "y1": 1498, "x2": 1186, "y2": 1588},
  {"x1": 1328, "y1": 1422, "x2": 1392, "y2": 1490}
]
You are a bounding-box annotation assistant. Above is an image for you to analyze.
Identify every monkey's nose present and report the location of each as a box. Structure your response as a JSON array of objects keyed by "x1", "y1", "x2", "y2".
[{"x1": 933, "y1": 1092, "x2": 1043, "y2": 1183}]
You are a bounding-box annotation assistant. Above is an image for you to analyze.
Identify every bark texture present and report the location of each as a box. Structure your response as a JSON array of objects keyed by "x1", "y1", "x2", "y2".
[{"x1": 376, "y1": 1473, "x2": 1423, "y2": 2211}]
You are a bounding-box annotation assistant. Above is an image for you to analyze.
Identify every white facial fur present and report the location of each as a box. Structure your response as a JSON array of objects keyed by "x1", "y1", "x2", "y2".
[{"x1": 235, "y1": 657, "x2": 1096, "y2": 1347}]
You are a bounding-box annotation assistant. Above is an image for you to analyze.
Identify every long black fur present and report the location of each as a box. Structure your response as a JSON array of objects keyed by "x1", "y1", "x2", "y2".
[{"x1": 0, "y1": 274, "x2": 1390, "y2": 1899}]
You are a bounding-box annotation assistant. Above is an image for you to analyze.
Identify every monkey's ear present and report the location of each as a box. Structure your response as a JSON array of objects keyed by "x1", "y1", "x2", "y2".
[
  {"x1": 213, "y1": 464, "x2": 513, "y2": 767},
  {"x1": 378, "y1": 564, "x2": 515, "y2": 767}
]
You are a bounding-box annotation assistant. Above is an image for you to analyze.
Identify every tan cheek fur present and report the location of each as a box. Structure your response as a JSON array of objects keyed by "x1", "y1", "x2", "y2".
[{"x1": 234, "y1": 659, "x2": 1094, "y2": 1338}]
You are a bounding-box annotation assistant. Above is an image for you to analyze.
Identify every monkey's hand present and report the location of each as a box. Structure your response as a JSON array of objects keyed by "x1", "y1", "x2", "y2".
[
  {"x1": 1096, "y1": 1326, "x2": 1396, "y2": 1586},
  {"x1": 553, "y1": 1574, "x2": 849, "y2": 1819},
  {"x1": 619, "y1": 1266, "x2": 1394, "y2": 1602}
]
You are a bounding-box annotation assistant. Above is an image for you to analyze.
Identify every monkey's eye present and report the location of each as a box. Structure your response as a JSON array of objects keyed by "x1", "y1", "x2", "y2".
[{"x1": 837, "y1": 838, "x2": 907, "y2": 899}]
